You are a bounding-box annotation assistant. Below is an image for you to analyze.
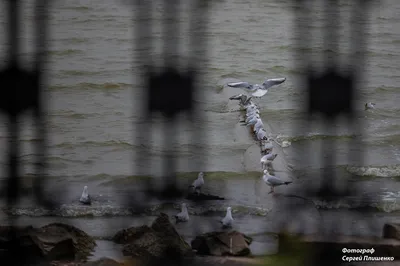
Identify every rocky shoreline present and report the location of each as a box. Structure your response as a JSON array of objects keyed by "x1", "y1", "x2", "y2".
[{"x1": 0, "y1": 213, "x2": 399, "y2": 265}]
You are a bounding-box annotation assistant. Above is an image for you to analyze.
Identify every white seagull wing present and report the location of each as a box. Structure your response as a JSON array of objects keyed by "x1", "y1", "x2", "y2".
[
  {"x1": 263, "y1": 78, "x2": 286, "y2": 89},
  {"x1": 252, "y1": 89, "x2": 269, "y2": 98},
  {"x1": 227, "y1": 81, "x2": 254, "y2": 91}
]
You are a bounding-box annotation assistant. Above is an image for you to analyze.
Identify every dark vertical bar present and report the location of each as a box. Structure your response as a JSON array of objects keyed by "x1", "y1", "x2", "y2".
[
  {"x1": 188, "y1": 0, "x2": 209, "y2": 174},
  {"x1": 294, "y1": 0, "x2": 312, "y2": 73},
  {"x1": 8, "y1": 0, "x2": 19, "y2": 65},
  {"x1": 134, "y1": 0, "x2": 152, "y2": 182},
  {"x1": 163, "y1": 0, "x2": 180, "y2": 67},
  {"x1": 6, "y1": 0, "x2": 20, "y2": 206},
  {"x1": 323, "y1": 0, "x2": 339, "y2": 68},
  {"x1": 163, "y1": 116, "x2": 178, "y2": 193},
  {"x1": 347, "y1": 0, "x2": 371, "y2": 195},
  {"x1": 293, "y1": 0, "x2": 313, "y2": 196},
  {"x1": 33, "y1": 0, "x2": 51, "y2": 207},
  {"x1": 7, "y1": 119, "x2": 19, "y2": 206},
  {"x1": 320, "y1": 117, "x2": 335, "y2": 195},
  {"x1": 161, "y1": 0, "x2": 180, "y2": 197},
  {"x1": 4, "y1": 0, "x2": 21, "y2": 263}
]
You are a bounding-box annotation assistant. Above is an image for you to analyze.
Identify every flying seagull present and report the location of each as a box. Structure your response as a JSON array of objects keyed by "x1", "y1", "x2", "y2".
[{"x1": 227, "y1": 77, "x2": 286, "y2": 98}]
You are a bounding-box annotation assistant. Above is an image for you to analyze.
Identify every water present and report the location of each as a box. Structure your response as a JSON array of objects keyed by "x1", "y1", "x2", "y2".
[{"x1": 0, "y1": 0, "x2": 399, "y2": 259}]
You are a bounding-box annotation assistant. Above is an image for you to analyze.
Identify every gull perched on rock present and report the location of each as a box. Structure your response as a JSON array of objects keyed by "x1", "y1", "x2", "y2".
[
  {"x1": 79, "y1": 186, "x2": 91, "y2": 205},
  {"x1": 261, "y1": 140, "x2": 274, "y2": 154},
  {"x1": 246, "y1": 110, "x2": 259, "y2": 118},
  {"x1": 253, "y1": 119, "x2": 264, "y2": 133},
  {"x1": 221, "y1": 206, "x2": 234, "y2": 228},
  {"x1": 365, "y1": 102, "x2": 376, "y2": 110},
  {"x1": 260, "y1": 153, "x2": 278, "y2": 170},
  {"x1": 246, "y1": 102, "x2": 258, "y2": 112},
  {"x1": 254, "y1": 126, "x2": 266, "y2": 135},
  {"x1": 246, "y1": 110, "x2": 260, "y2": 118},
  {"x1": 246, "y1": 115, "x2": 260, "y2": 125},
  {"x1": 175, "y1": 203, "x2": 189, "y2": 223},
  {"x1": 245, "y1": 113, "x2": 260, "y2": 121},
  {"x1": 244, "y1": 117, "x2": 261, "y2": 126},
  {"x1": 246, "y1": 109, "x2": 259, "y2": 117},
  {"x1": 189, "y1": 172, "x2": 205, "y2": 194},
  {"x1": 240, "y1": 114, "x2": 260, "y2": 124},
  {"x1": 262, "y1": 170, "x2": 292, "y2": 194},
  {"x1": 229, "y1": 94, "x2": 253, "y2": 108},
  {"x1": 256, "y1": 128, "x2": 268, "y2": 141},
  {"x1": 228, "y1": 77, "x2": 286, "y2": 98}
]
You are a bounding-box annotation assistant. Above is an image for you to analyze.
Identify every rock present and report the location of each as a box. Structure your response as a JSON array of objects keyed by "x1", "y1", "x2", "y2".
[
  {"x1": 112, "y1": 225, "x2": 153, "y2": 245},
  {"x1": 191, "y1": 231, "x2": 252, "y2": 256},
  {"x1": 82, "y1": 258, "x2": 121, "y2": 266},
  {"x1": 383, "y1": 223, "x2": 400, "y2": 241},
  {"x1": 40, "y1": 223, "x2": 96, "y2": 260},
  {"x1": 186, "y1": 192, "x2": 225, "y2": 201},
  {"x1": 114, "y1": 213, "x2": 192, "y2": 261},
  {"x1": 0, "y1": 223, "x2": 96, "y2": 263},
  {"x1": 0, "y1": 225, "x2": 75, "y2": 262}
]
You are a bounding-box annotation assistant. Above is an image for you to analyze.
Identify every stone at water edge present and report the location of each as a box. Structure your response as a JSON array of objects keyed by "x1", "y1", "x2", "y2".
[
  {"x1": 112, "y1": 225, "x2": 154, "y2": 245},
  {"x1": 40, "y1": 223, "x2": 96, "y2": 261},
  {"x1": 0, "y1": 225, "x2": 75, "y2": 262},
  {"x1": 191, "y1": 231, "x2": 252, "y2": 256},
  {"x1": 114, "y1": 213, "x2": 193, "y2": 260},
  {"x1": 383, "y1": 223, "x2": 400, "y2": 241}
]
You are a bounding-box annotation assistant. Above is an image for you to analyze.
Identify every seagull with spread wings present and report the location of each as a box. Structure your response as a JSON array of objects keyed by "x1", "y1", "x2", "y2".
[{"x1": 227, "y1": 77, "x2": 286, "y2": 98}]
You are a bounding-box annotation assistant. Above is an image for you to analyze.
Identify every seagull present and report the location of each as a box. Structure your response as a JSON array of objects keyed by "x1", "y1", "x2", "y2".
[
  {"x1": 246, "y1": 115, "x2": 260, "y2": 125},
  {"x1": 227, "y1": 77, "x2": 286, "y2": 98},
  {"x1": 229, "y1": 94, "x2": 254, "y2": 108},
  {"x1": 260, "y1": 153, "x2": 278, "y2": 170},
  {"x1": 229, "y1": 93, "x2": 247, "y2": 101},
  {"x1": 243, "y1": 117, "x2": 261, "y2": 126},
  {"x1": 262, "y1": 170, "x2": 292, "y2": 194},
  {"x1": 221, "y1": 206, "x2": 234, "y2": 228},
  {"x1": 174, "y1": 203, "x2": 189, "y2": 223},
  {"x1": 261, "y1": 140, "x2": 274, "y2": 154},
  {"x1": 254, "y1": 119, "x2": 264, "y2": 133},
  {"x1": 240, "y1": 114, "x2": 260, "y2": 124},
  {"x1": 256, "y1": 128, "x2": 268, "y2": 141},
  {"x1": 365, "y1": 102, "x2": 376, "y2": 110},
  {"x1": 246, "y1": 106, "x2": 258, "y2": 114},
  {"x1": 246, "y1": 111, "x2": 260, "y2": 118},
  {"x1": 79, "y1": 186, "x2": 91, "y2": 205},
  {"x1": 189, "y1": 172, "x2": 205, "y2": 194},
  {"x1": 254, "y1": 126, "x2": 267, "y2": 135},
  {"x1": 246, "y1": 109, "x2": 259, "y2": 118},
  {"x1": 246, "y1": 109, "x2": 260, "y2": 117}
]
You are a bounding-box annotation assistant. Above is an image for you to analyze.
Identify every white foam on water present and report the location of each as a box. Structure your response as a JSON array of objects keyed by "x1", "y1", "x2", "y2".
[{"x1": 346, "y1": 164, "x2": 400, "y2": 178}]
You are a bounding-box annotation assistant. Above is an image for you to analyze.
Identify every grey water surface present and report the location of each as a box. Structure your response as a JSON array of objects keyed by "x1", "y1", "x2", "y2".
[{"x1": 0, "y1": 0, "x2": 399, "y2": 259}]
